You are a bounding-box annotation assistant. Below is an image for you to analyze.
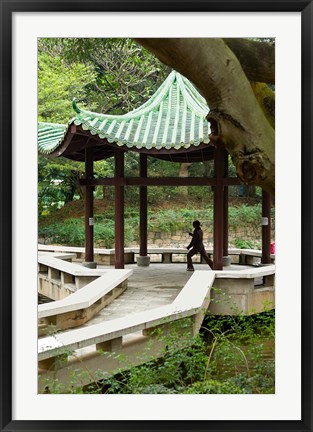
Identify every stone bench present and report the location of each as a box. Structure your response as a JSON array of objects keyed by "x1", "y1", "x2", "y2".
[
  {"x1": 229, "y1": 248, "x2": 275, "y2": 265},
  {"x1": 38, "y1": 245, "x2": 275, "y2": 267},
  {"x1": 131, "y1": 247, "x2": 208, "y2": 264},
  {"x1": 38, "y1": 267, "x2": 132, "y2": 335}
]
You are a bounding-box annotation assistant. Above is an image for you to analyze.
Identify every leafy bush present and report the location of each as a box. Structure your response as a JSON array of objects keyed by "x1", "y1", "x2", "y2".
[
  {"x1": 41, "y1": 306, "x2": 275, "y2": 395},
  {"x1": 39, "y1": 217, "x2": 136, "y2": 247},
  {"x1": 39, "y1": 203, "x2": 274, "y2": 248},
  {"x1": 183, "y1": 379, "x2": 245, "y2": 394},
  {"x1": 234, "y1": 238, "x2": 255, "y2": 249},
  {"x1": 39, "y1": 218, "x2": 85, "y2": 245}
]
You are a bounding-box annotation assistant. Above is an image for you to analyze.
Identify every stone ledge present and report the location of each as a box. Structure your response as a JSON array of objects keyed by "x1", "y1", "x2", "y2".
[
  {"x1": 38, "y1": 270, "x2": 215, "y2": 362},
  {"x1": 38, "y1": 269, "x2": 133, "y2": 319}
]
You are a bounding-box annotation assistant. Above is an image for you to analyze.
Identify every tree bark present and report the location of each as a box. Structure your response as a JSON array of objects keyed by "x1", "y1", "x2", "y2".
[
  {"x1": 179, "y1": 162, "x2": 192, "y2": 195},
  {"x1": 179, "y1": 162, "x2": 192, "y2": 177},
  {"x1": 223, "y1": 38, "x2": 275, "y2": 84},
  {"x1": 134, "y1": 38, "x2": 275, "y2": 196}
]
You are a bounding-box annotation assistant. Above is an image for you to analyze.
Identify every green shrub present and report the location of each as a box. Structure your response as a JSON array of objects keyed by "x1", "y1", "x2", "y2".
[
  {"x1": 38, "y1": 218, "x2": 85, "y2": 245},
  {"x1": 39, "y1": 203, "x2": 274, "y2": 248},
  {"x1": 234, "y1": 238, "x2": 255, "y2": 249},
  {"x1": 41, "y1": 307, "x2": 275, "y2": 395},
  {"x1": 183, "y1": 379, "x2": 246, "y2": 394}
]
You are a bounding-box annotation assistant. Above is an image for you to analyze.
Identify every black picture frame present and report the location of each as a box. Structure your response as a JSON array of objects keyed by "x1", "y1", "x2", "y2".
[{"x1": 1, "y1": 1, "x2": 312, "y2": 431}]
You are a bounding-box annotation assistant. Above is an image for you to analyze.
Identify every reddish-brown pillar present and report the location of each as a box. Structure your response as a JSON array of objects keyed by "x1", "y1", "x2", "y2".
[
  {"x1": 139, "y1": 154, "x2": 148, "y2": 257},
  {"x1": 115, "y1": 149, "x2": 125, "y2": 269},
  {"x1": 213, "y1": 146, "x2": 224, "y2": 270},
  {"x1": 223, "y1": 150, "x2": 229, "y2": 258},
  {"x1": 84, "y1": 146, "x2": 94, "y2": 265},
  {"x1": 261, "y1": 190, "x2": 271, "y2": 264}
]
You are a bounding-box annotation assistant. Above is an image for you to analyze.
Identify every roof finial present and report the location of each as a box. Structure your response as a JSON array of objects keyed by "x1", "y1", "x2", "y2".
[{"x1": 72, "y1": 98, "x2": 81, "y2": 114}]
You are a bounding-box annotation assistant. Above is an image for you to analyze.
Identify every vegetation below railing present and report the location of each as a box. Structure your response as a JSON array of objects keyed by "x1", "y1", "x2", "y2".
[{"x1": 40, "y1": 305, "x2": 275, "y2": 395}]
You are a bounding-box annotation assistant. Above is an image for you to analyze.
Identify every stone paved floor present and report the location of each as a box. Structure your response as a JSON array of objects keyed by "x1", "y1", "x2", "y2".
[
  {"x1": 83, "y1": 262, "x2": 255, "y2": 326},
  {"x1": 83, "y1": 263, "x2": 198, "y2": 325}
]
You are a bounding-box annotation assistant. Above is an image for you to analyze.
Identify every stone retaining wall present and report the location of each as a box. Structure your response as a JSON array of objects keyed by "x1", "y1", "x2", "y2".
[{"x1": 129, "y1": 226, "x2": 275, "y2": 249}]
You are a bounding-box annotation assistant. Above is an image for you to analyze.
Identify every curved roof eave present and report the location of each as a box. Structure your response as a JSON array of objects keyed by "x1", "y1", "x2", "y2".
[{"x1": 38, "y1": 70, "x2": 212, "y2": 158}]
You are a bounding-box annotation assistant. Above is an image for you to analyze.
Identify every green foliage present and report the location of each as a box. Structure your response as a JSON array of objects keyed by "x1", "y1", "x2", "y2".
[
  {"x1": 200, "y1": 296, "x2": 275, "y2": 394},
  {"x1": 41, "y1": 305, "x2": 274, "y2": 395},
  {"x1": 39, "y1": 203, "x2": 273, "y2": 248},
  {"x1": 39, "y1": 218, "x2": 85, "y2": 246},
  {"x1": 38, "y1": 217, "x2": 136, "y2": 247},
  {"x1": 38, "y1": 38, "x2": 169, "y2": 117},
  {"x1": 183, "y1": 379, "x2": 245, "y2": 394},
  {"x1": 38, "y1": 156, "x2": 84, "y2": 216},
  {"x1": 38, "y1": 38, "x2": 170, "y2": 214},
  {"x1": 228, "y1": 204, "x2": 261, "y2": 227},
  {"x1": 38, "y1": 51, "x2": 97, "y2": 123},
  {"x1": 234, "y1": 238, "x2": 255, "y2": 249}
]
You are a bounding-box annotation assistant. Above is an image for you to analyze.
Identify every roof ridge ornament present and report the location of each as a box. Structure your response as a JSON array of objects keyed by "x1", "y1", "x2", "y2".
[{"x1": 72, "y1": 98, "x2": 81, "y2": 114}]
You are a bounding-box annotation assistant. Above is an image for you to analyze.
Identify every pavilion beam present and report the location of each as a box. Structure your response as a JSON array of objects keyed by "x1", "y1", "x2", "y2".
[
  {"x1": 83, "y1": 146, "x2": 96, "y2": 268},
  {"x1": 80, "y1": 177, "x2": 241, "y2": 187},
  {"x1": 261, "y1": 190, "x2": 271, "y2": 264},
  {"x1": 114, "y1": 149, "x2": 125, "y2": 269},
  {"x1": 223, "y1": 150, "x2": 229, "y2": 263},
  {"x1": 213, "y1": 146, "x2": 224, "y2": 270}
]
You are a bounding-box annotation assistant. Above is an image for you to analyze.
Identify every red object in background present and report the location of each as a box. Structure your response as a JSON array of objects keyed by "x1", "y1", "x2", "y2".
[{"x1": 270, "y1": 242, "x2": 275, "y2": 254}]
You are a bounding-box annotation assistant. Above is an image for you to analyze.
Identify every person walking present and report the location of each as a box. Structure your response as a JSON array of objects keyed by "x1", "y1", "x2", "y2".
[{"x1": 186, "y1": 220, "x2": 213, "y2": 271}]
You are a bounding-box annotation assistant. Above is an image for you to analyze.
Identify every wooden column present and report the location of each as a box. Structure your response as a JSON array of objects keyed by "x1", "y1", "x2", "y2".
[
  {"x1": 261, "y1": 190, "x2": 271, "y2": 264},
  {"x1": 114, "y1": 149, "x2": 125, "y2": 269},
  {"x1": 84, "y1": 147, "x2": 94, "y2": 265},
  {"x1": 223, "y1": 150, "x2": 229, "y2": 258},
  {"x1": 213, "y1": 146, "x2": 224, "y2": 270},
  {"x1": 139, "y1": 154, "x2": 148, "y2": 257}
]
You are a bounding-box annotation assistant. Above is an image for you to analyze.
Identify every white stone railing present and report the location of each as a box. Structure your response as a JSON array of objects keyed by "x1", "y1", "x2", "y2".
[
  {"x1": 38, "y1": 270, "x2": 132, "y2": 335},
  {"x1": 210, "y1": 265, "x2": 275, "y2": 315},
  {"x1": 38, "y1": 271, "x2": 214, "y2": 385},
  {"x1": 38, "y1": 253, "x2": 107, "y2": 300},
  {"x1": 38, "y1": 244, "x2": 275, "y2": 265}
]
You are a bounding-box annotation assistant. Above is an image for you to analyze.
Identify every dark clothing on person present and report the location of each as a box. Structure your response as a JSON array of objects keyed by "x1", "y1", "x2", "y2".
[
  {"x1": 187, "y1": 226, "x2": 204, "y2": 250},
  {"x1": 187, "y1": 227, "x2": 213, "y2": 270}
]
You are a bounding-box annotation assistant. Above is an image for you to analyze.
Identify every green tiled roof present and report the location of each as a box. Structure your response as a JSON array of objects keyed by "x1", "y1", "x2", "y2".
[
  {"x1": 38, "y1": 122, "x2": 69, "y2": 155},
  {"x1": 38, "y1": 70, "x2": 211, "y2": 156}
]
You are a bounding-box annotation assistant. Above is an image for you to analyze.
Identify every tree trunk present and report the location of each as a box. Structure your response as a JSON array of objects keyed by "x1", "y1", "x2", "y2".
[
  {"x1": 178, "y1": 162, "x2": 192, "y2": 195},
  {"x1": 134, "y1": 38, "x2": 275, "y2": 196}
]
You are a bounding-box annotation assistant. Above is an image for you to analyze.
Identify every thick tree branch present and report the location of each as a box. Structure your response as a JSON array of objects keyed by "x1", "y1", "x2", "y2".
[
  {"x1": 135, "y1": 38, "x2": 275, "y2": 196},
  {"x1": 250, "y1": 82, "x2": 275, "y2": 128},
  {"x1": 223, "y1": 38, "x2": 275, "y2": 84}
]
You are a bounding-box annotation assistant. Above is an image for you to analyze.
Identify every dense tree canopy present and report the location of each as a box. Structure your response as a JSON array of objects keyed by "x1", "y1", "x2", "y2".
[{"x1": 38, "y1": 38, "x2": 171, "y2": 213}]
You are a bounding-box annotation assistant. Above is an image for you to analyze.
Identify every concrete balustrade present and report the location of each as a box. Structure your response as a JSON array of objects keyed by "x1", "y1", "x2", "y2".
[
  {"x1": 38, "y1": 268, "x2": 132, "y2": 335},
  {"x1": 210, "y1": 265, "x2": 275, "y2": 315},
  {"x1": 38, "y1": 244, "x2": 275, "y2": 266},
  {"x1": 38, "y1": 253, "x2": 107, "y2": 300},
  {"x1": 38, "y1": 271, "x2": 215, "y2": 390}
]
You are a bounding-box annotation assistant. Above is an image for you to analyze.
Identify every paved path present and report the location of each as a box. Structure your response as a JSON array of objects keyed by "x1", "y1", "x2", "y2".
[
  {"x1": 82, "y1": 263, "x2": 202, "y2": 325},
  {"x1": 81, "y1": 262, "x2": 255, "y2": 327},
  {"x1": 40, "y1": 261, "x2": 251, "y2": 328}
]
